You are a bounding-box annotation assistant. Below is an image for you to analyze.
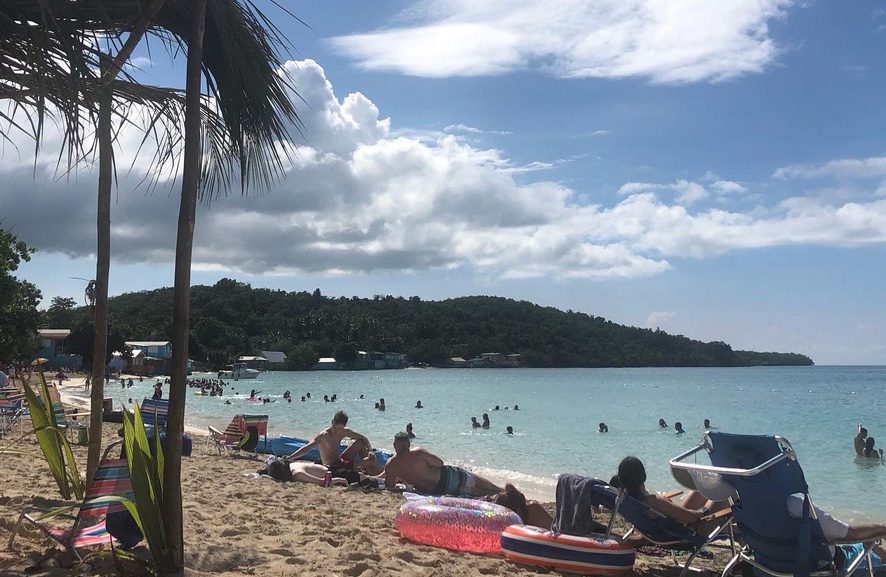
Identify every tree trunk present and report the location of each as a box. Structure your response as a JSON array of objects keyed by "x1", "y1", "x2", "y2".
[
  {"x1": 162, "y1": 0, "x2": 206, "y2": 572},
  {"x1": 86, "y1": 79, "x2": 112, "y2": 484}
]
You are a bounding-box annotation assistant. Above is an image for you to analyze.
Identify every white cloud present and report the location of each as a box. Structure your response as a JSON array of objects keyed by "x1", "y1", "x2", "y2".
[
  {"x1": 590, "y1": 130, "x2": 610, "y2": 137},
  {"x1": 773, "y1": 156, "x2": 886, "y2": 180},
  {"x1": 617, "y1": 179, "x2": 709, "y2": 205},
  {"x1": 711, "y1": 180, "x2": 747, "y2": 194},
  {"x1": 646, "y1": 311, "x2": 677, "y2": 328},
  {"x1": 330, "y1": 0, "x2": 793, "y2": 83},
  {"x1": 5, "y1": 59, "x2": 886, "y2": 284},
  {"x1": 444, "y1": 123, "x2": 512, "y2": 136}
]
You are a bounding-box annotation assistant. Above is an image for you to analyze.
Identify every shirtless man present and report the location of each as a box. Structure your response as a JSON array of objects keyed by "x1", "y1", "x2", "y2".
[
  {"x1": 286, "y1": 411, "x2": 373, "y2": 472},
  {"x1": 380, "y1": 432, "x2": 500, "y2": 497}
]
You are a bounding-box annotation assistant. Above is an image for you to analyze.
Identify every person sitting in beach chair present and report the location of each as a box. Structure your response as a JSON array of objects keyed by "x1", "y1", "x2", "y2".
[
  {"x1": 378, "y1": 431, "x2": 501, "y2": 497},
  {"x1": 671, "y1": 431, "x2": 886, "y2": 577},
  {"x1": 286, "y1": 411, "x2": 375, "y2": 481}
]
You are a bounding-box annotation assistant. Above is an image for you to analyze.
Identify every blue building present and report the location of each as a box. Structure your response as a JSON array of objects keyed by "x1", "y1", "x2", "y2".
[{"x1": 37, "y1": 329, "x2": 82, "y2": 371}]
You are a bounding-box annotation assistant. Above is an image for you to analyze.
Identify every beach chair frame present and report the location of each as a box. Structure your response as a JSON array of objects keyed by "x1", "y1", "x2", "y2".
[
  {"x1": 7, "y1": 440, "x2": 136, "y2": 562},
  {"x1": 670, "y1": 433, "x2": 881, "y2": 577},
  {"x1": 591, "y1": 480, "x2": 735, "y2": 577},
  {"x1": 0, "y1": 389, "x2": 26, "y2": 438}
]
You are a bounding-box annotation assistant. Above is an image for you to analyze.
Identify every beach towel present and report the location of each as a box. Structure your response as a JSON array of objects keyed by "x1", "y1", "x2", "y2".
[{"x1": 552, "y1": 473, "x2": 608, "y2": 536}]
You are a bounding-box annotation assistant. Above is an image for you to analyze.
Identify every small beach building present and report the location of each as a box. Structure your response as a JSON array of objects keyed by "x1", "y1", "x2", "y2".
[
  {"x1": 109, "y1": 351, "x2": 126, "y2": 372},
  {"x1": 36, "y1": 329, "x2": 82, "y2": 371},
  {"x1": 260, "y1": 350, "x2": 287, "y2": 367},
  {"x1": 313, "y1": 357, "x2": 339, "y2": 370},
  {"x1": 447, "y1": 357, "x2": 468, "y2": 367},
  {"x1": 124, "y1": 341, "x2": 172, "y2": 375}
]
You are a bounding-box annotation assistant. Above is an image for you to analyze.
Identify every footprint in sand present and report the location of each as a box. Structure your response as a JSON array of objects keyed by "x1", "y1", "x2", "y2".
[
  {"x1": 393, "y1": 550, "x2": 441, "y2": 568},
  {"x1": 343, "y1": 561, "x2": 375, "y2": 577},
  {"x1": 347, "y1": 552, "x2": 382, "y2": 562}
]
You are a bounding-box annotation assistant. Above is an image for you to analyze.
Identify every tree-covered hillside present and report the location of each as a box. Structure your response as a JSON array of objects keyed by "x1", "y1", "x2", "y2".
[{"x1": 52, "y1": 278, "x2": 813, "y2": 369}]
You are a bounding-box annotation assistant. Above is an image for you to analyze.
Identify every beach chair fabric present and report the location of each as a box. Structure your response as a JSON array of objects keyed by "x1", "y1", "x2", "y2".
[
  {"x1": 0, "y1": 388, "x2": 25, "y2": 437},
  {"x1": 587, "y1": 477, "x2": 733, "y2": 577},
  {"x1": 703, "y1": 432, "x2": 884, "y2": 577},
  {"x1": 209, "y1": 414, "x2": 268, "y2": 456},
  {"x1": 7, "y1": 441, "x2": 140, "y2": 560},
  {"x1": 139, "y1": 397, "x2": 169, "y2": 430}
]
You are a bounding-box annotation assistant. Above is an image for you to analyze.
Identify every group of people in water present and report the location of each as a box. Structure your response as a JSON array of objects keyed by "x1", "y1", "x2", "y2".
[{"x1": 855, "y1": 423, "x2": 885, "y2": 460}]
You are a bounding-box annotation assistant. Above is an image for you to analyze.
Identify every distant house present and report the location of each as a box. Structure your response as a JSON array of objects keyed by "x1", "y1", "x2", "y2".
[
  {"x1": 37, "y1": 329, "x2": 82, "y2": 371},
  {"x1": 447, "y1": 357, "x2": 468, "y2": 367},
  {"x1": 479, "y1": 352, "x2": 506, "y2": 366},
  {"x1": 313, "y1": 357, "x2": 339, "y2": 370},
  {"x1": 506, "y1": 353, "x2": 523, "y2": 367},
  {"x1": 260, "y1": 350, "x2": 287, "y2": 366},
  {"x1": 124, "y1": 341, "x2": 172, "y2": 375},
  {"x1": 124, "y1": 341, "x2": 172, "y2": 359}
]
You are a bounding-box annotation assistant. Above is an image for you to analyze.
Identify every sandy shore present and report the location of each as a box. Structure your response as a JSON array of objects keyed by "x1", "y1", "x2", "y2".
[{"x1": 0, "y1": 382, "x2": 733, "y2": 577}]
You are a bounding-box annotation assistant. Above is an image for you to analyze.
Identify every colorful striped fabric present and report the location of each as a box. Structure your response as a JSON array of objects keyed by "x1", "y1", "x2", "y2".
[
  {"x1": 213, "y1": 414, "x2": 268, "y2": 452},
  {"x1": 139, "y1": 398, "x2": 169, "y2": 429},
  {"x1": 9, "y1": 441, "x2": 136, "y2": 560}
]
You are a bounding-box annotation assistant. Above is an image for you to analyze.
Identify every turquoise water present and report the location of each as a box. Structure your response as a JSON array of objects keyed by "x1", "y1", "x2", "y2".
[{"x1": 91, "y1": 366, "x2": 886, "y2": 521}]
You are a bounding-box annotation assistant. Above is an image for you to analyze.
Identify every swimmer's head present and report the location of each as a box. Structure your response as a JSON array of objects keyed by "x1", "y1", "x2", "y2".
[
  {"x1": 704, "y1": 419, "x2": 711, "y2": 428},
  {"x1": 861, "y1": 427, "x2": 869, "y2": 438},
  {"x1": 506, "y1": 426, "x2": 514, "y2": 434},
  {"x1": 865, "y1": 436, "x2": 876, "y2": 451}
]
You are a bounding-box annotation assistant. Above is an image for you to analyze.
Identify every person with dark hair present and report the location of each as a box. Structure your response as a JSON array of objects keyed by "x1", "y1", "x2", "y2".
[
  {"x1": 481, "y1": 413, "x2": 490, "y2": 429},
  {"x1": 616, "y1": 456, "x2": 728, "y2": 525},
  {"x1": 598, "y1": 422, "x2": 608, "y2": 433},
  {"x1": 471, "y1": 417, "x2": 481, "y2": 429},
  {"x1": 262, "y1": 459, "x2": 348, "y2": 486},
  {"x1": 378, "y1": 398, "x2": 386, "y2": 411},
  {"x1": 674, "y1": 422, "x2": 685, "y2": 434},
  {"x1": 378, "y1": 432, "x2": 501, "y2": 497},
  {"x1": 658, "y1": 418, "x2": 668, "y2": 428},
  {"x1": 415, "y1": 400, "x2": 423, "y2": 409},
  {"x1": 855, "y1": 423, "x2": 869, "y2": 456},
  {"x1": 862, "y1": 437, "x2": 884, "y2": 460},
  {"x1": 485, "y1": 483, "x2": 553, "y2": 528},
  {"x1": 506, "y1": 426, "x2": 514, "y2": 435},
  {"x1": 286, "y1": 411, "x2": 374, "y2": 479},
  {"x1": 406, "y1": 422, "x2": 416, "y2": 439}
]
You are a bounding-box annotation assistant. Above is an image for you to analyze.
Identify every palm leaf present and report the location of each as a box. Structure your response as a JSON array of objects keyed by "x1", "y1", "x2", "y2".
[{"x1": 20, "y1": 370, "x2": 84, "y2": 500}]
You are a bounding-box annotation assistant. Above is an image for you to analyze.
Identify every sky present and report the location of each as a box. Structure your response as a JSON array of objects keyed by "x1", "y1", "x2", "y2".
[{"x1": 3, "y1": 0, "x2": 886, "y2": 364}]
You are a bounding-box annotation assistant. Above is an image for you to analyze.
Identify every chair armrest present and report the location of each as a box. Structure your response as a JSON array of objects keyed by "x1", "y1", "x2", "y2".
[
  {"x1": 207, "y1": 425, "x2": 222, "y2": 439},
  {"x1": 698, "y1": 508, "x2": 731, "y2": 523}
]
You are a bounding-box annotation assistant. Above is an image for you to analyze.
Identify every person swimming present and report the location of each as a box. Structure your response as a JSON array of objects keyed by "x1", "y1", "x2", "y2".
[
  {"x1": 703, "y1": 418, "x2": 711, "y2": 429},
  {"x1": 415, "y1": 400, "x2": 423, "y2": 409},
  {"x1": 406, "y1": 422, "x2": 416, "y2": 439},
  {"x1": 599, "y1": 422, "x2": 609, "y2": 433},
  {"x1": 675, "y1": 422, "x2": 685, "y2": 434},
  {"x1": 506, "y1": 426, "x2": 514, "y2": 435},
  {"x1": 481, "y1": 413, "x2": 490, "y2": 429},
  {"x1": 493, "y1": 405, "x2": 500, "y2": 411},
  {"x1": 471, "y1": 416, "x2": 481, "y2": 429},
  {"x1": 659, "y1": 418, "x2": 669, "y2": 428},
  {"x1": 863, "y1": 437, "x2": 884, "y2": 460},
  {"x1": 513, "y1": 405, "x2": 519, "y2": 411},
  {"x1": 378, "y1": 398, "x2": 386, "y2": 411}
]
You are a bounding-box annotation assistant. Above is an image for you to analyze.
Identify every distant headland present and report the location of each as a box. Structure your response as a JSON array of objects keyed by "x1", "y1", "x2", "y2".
[{"x1": 55, "y1": 278, "x2": 813, "y2": 370}]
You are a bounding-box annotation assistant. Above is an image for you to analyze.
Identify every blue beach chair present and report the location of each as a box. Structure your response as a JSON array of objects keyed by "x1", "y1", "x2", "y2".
[
  {"x1": 670, "y1": 432, "x2": 885, "y2": 577},
  {"x1": 139, "y1": 397, "x2": 169, "y2": 431},
  {"x1": 586, "y1": 477, "x2": 734, "y2": 577}
]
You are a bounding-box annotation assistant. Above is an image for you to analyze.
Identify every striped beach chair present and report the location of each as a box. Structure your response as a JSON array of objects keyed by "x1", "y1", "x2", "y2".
[
  {"x1": 139, "y1": 397, "x2": 169, "y2": 432},
  {"x1": 45, "y1": 385, "x2": 89, "y2": 434},
  {"x1": 208, "y1": 414, "x2": 268, "y2": 457},
  {"x1": 7, "y1": 440, "x2": 140, "y2": 561}
]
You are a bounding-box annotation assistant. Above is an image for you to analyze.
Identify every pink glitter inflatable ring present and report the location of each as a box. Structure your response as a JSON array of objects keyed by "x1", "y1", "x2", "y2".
[{"x1": 395, "y1": 496, "x2": 522, "y2": 554}]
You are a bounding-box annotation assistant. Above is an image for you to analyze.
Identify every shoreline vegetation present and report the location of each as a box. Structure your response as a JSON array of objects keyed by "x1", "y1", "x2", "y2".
[{"x1": 49, "y1": 278, "x2": 813, "y2": 371}]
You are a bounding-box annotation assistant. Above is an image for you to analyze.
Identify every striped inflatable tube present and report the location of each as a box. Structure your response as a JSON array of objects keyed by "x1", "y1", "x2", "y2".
[{"x1": 501, "y1": 525, "x2": 635, "y2": 575}]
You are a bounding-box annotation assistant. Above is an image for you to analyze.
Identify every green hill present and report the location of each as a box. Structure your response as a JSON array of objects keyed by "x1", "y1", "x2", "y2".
[{"x1": 53, "y1": 278, "x2": 813, "y2": 369}]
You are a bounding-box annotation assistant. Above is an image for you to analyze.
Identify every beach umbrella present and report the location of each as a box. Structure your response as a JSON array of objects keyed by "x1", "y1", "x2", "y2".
[{"x1": 31, "y1": 358, "x2": 49, "y2": 366}]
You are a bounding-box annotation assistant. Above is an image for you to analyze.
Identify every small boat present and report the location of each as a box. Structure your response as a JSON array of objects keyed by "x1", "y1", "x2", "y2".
[{"x1": 217, "y1": 363, "x2": 260, "y2": 380}]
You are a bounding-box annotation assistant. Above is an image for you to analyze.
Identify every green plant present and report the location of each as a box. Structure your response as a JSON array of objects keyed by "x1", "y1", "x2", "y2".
[
  {"x1": 21, "y1": 369, "x2": 84, "y2": 500},
  {"x1": 120, "y1": 402, "x2": 169, "y2": 570}
]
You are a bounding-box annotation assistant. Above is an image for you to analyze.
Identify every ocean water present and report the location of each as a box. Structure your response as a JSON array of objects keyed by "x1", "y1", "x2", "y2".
[{"x1": 86, "y1": 366, "x2": 886, "y2": 521}]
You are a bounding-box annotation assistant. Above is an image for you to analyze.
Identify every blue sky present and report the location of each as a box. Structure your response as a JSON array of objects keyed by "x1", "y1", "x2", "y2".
[{"x1": 4, "y1": 0, "x2": 886, "y2": 364}]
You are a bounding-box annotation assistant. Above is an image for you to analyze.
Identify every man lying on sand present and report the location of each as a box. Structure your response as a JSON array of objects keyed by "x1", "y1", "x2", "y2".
[
  {"x1": 286, "y1": 411, "x2": 381, "y2": 481},
  {"x1": 379, "y1": 431, "x2": 501, "y2": 497},
  {"x1": 262, "y1": 460, "x2": 348, "y2": 486}
]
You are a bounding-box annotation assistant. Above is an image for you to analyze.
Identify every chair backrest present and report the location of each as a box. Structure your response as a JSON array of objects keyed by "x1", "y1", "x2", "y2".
[
  {"x1": 706, "y1": 432, "x2": 832, "y2": 575},
  {"x1": 77, "y1": 441, "x2": 134, "y2": 522},
  {"x1": 46, "y1": 385, "x2": 67, "y2": 423},
  {"x1": 588, "y1": 480, "x2": 704, "y2": 547},
  {"x1": 219, "y1": 414, "x2": 268, "y2": 449},
  {"x1": 139, "y1": 398, "x2": 169, "y2": 429}
]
